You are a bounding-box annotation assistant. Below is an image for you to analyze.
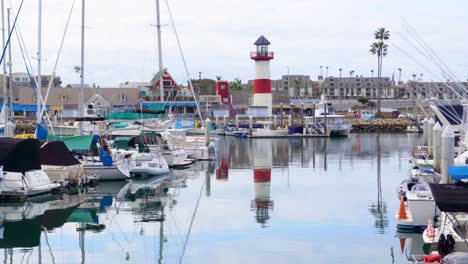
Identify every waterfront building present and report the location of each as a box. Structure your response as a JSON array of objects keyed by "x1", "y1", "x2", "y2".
[
  {"x1": 405, "y1": 81, "x2": 467, "y2": 100},
  {"x1": 320, "y1": 76, "x2": 395, "y2": 100}
]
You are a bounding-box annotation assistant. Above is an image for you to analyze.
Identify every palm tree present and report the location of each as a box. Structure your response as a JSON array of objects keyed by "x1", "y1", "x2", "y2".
[
  {"x1": 326, "y1": 66, "x2": 329, "y2": 77},
  {"x1": 412, "y1": 74, "x2": 417, "y2": 81},
  {"x1": 369, "y1": 27, "x2": 390, "y2": 116},
  {"x1": 370, "y1": 69, "x2": 374, "y2": 77},
  {"x1": 339, "y1": 68, "x2": 342, "y2": 78},
  {"x1": 349, "y1": 70, "x2": 355, "y2": 77}
]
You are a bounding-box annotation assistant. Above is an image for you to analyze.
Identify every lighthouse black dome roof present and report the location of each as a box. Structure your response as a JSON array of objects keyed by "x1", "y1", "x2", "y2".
[{"x1": 254, "y1": 35, "x2": 270, "y2": 45}]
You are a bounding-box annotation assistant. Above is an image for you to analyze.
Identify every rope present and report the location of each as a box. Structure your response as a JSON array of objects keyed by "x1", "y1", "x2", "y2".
[
  {"x1": 178, "y1": 170, "x2": 206, "y2": 264},
  {"x1": 40, "y1": 0, "x2": 77, "y2": 119},
  {"x1": 164, "y1": 0, "x2": 204, "y2": 124},
  {"x1": 0, "y1": 0, "x2": 25, "y2": 66}
]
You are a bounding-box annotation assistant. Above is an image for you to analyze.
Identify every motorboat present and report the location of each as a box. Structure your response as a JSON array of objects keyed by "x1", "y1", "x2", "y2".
[
  {"x1": 395, "y1": 185, "x2": 438, "y2": 231},
  {"x1": 111, "y1": 136, "x2": 169, "y2": 176},
  {"x1": 397, "y1": 167, "x2": 439, "y2": 200},
  {"x1": 0, "y1": 138, "x2": 60, "y2": 199}
]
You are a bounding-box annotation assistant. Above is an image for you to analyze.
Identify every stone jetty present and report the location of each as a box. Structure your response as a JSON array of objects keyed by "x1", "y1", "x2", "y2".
[{"x1": 350, "y1": 119, "x2": 415, "y2": 133}]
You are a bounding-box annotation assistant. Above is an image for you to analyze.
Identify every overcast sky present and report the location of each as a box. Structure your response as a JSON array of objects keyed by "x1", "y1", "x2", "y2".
[{"x1": 4, "y1": 0, "x2": 468, "y2": 87}]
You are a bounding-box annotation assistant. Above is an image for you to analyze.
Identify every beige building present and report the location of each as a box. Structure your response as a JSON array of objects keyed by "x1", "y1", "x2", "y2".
[
  {"x1": 321, "y1": 76, "x2": 395, "y2": 100},
  {"x1": 16, "y1": 87, "x2": 141, "y2": 117}
]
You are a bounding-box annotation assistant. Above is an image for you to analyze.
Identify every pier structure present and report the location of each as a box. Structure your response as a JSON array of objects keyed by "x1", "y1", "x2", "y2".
[
  {"x1": 251, "y1": 139, "x2": 273, "y2": 226},
  {"x1": 251, "y1": 35, "x2": 274, "y2": 117}
]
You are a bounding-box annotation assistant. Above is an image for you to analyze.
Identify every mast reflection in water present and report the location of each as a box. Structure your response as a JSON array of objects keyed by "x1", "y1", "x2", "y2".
[{"x1": 0, "y1": 134, "x2": 421, "y2": 263}]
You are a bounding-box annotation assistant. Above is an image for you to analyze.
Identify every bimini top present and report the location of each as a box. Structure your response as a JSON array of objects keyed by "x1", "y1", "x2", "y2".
[
  {"x1": 39, "y1": 141, "x2": 81, "y2": 166},
  {"x1": 0, "y1": 138, "x2": 41, "y2": 174}
]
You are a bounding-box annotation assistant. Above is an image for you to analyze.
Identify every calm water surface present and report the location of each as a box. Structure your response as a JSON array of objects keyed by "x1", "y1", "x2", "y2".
[{"x1": 0, "y1": 134, "x2": 423, "y2": 263}]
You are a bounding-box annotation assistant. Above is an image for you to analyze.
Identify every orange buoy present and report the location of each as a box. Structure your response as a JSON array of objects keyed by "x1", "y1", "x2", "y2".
[
  {"x1": 399, "y1": 237, "x2": 406, "y2": 253},
  {"x1": 398, "y1": 196, "x2": 408, "y2": 219}
]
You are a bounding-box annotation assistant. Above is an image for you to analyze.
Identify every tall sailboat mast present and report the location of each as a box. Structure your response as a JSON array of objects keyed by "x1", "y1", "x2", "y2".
[
  {"x1": 1, "y1": 0, "x2": 7, "y2": 132},
  {"x1": 7, "y1": 8, "x2": 12, "y2": 120},
  {"x1": 79, "y1": 0, "x2": 85, "y2": 134},
  {"x1": 155, "y1": 0, "x2": 164, "y2": 103},
  {"x1": 37, "y1": 0, "x2": 42, "y2": 125}
]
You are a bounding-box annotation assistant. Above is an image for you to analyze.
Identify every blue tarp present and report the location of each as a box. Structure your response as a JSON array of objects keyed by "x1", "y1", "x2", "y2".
[
  {"x1": 448, "y1": 166, "x2": 468, "y2": 181},
  {"x1": 9, "y1": 104, "x2": 50, "y2": 112}
]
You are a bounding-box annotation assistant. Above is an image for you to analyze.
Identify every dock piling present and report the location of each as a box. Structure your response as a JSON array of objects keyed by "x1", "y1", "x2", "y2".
[
  {"x1": 433, "y1": 122, "x2": 442, "y2": 172},
  {"x1": 205, "y1": 118, "x2": 211, "y2": 147},
  {"x1": 427, "y1": 118, "x2": 435, "y2": 157},
  {"x1": 441, "y1": 125, "x2": 454, "y2": 184},
  {"x1": 249, "y1": 116, "x2": 253, "y2": 136},
  {"x1": 273, "y1": 115, "x2": 277, "y2": 130},
  {"x1": 422, "y1": 118, "x2": 429, "y2": 145}
]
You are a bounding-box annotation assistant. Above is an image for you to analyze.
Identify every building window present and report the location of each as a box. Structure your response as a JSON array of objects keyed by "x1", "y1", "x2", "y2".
[
  {"x1": 22, "y1": 78, "x2": 28, "y2": 81},
  {"x1": 61, "y1": 95, "x2": 68, "y2": 102},
  {"x1": 32, "y1": 95, "x2": 37, "y2": 102},
  {"x1": 120, "y1": 94, "x2": 127, "y2": 102}
]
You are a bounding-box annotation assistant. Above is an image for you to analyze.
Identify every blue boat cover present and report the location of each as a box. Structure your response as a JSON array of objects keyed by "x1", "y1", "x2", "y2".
[{"x1": 448, "y1": 166, "x2": 468, "y2": 181}]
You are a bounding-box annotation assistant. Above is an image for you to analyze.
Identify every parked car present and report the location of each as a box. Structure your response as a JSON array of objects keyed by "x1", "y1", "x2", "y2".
[{"x1": 398, "y1": 113, "x2": 414, "y2": 120}]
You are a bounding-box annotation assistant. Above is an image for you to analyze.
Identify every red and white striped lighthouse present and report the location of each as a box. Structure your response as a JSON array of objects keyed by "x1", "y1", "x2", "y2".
[{"x1": 251, "y1": 35, "x2": 274, "y2": 116}]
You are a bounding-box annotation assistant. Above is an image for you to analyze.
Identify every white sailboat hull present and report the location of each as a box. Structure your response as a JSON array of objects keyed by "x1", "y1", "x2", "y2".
[{"x1": 42, "y1": 164, "x2": 85, "y2": 184}]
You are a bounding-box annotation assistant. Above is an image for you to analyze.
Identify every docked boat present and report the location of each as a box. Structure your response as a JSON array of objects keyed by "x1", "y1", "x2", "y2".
[
  {"x1": 47, "y1": 135, "x2": 131, "y2": 181},
  {"x1": 0, "y1": 138, "x2": 60, "y2": 199},
  {"x1": 111, "y1": 136, "x2": 169, "y2": 176},
  {"x1": 422, "y1": 166, "x2": 468, "y2": 254},
  {"x1": 39, "y1": 140, "x2": 86, "y2": 186},
  {"x1": 395, "y1": 186, "x2": 438, "y2": 231},
  {"x1": 307, "y1": 102, "x2": 352, "y2": 136}
]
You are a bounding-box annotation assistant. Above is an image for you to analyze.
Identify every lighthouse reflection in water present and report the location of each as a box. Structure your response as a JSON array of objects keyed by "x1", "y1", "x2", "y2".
[{"x1": 0, "y1": 134, "x2": 423, "y2": 263}]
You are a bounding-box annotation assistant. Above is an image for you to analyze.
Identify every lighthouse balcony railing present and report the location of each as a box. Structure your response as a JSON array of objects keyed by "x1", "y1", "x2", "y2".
[{"x1": 250, "y1": 51, "x2": 274, "y2": 60}]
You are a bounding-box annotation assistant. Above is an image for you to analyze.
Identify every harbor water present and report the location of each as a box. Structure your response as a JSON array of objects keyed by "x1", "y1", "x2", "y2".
[{"x1": 0, "y1": 134, "x2": 422, "y2": 263}]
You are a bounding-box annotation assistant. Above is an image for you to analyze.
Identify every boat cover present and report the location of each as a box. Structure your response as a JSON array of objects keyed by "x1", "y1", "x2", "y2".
[
  {"x1": 429, "y1": 183, "x2": 468, "y2": 212},
  {"x1": 435, "y1": 104, "x2": 463, "y2": 125},
  {"x1": 39, "y1": 141, "x2": 81, "y2": 166},
  {"x1": 0, "y1": 138, "x2": 41, "y2": 173},
  {"x1": 47, "y1": 135, "x2": 99, "y2": 152},
  {"x1": 448, "y1": 165, "x2": 468, "y2": 181}
]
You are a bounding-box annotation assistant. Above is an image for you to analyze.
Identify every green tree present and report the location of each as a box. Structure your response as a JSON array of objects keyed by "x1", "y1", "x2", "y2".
[
  {"x1": 369, "y1": 27, "x2": 390, "y2": 117},
  {"x1": 358, "y1": 97, "x2": 369, "y2": 106},
  {"x1": 229, "y1": 78, "x2": 242, "y2": 90},
  {"x1": 191, "y1": 79, "x2": 216, "y2": 95}
]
